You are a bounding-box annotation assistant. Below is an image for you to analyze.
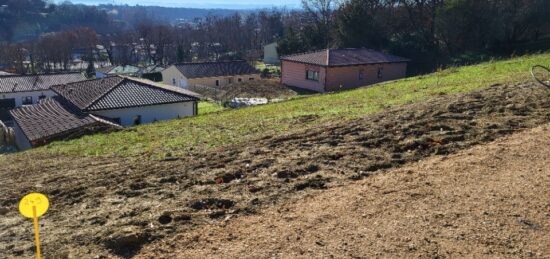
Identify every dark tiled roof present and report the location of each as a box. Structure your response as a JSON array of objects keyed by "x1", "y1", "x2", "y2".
[
  {"x1": 9, "y1": 97, "x2": 119, "y2": 144},
  {"x1": 281, "y1": 48, "x2": 410, "y2": 66},
  {"x1": 52, "y1": 76, "x2": 200, "y2": 111},
  {"x1": 0, "y1": 73, "x2": 87, "y2": 93},
  {"x1": 173, "y1": 60, "x2": 258, "y2": 79}
]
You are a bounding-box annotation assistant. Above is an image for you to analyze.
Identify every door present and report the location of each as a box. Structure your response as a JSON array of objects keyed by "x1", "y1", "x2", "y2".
[
  {"x1": 0, "y1": 98, "x2": 15, "y2": 109},
  {"x1": 0, "y1": 98, "x2": 15, "y2": 121}
]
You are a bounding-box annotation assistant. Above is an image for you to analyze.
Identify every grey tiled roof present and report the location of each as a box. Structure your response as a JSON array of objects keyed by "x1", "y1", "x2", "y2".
[
  {"x1": 173, "y1": 60, "x2": 258, "y2": 79},
  {"x1": 52, "y1": 76, "x2": 200, "y2": 111},
  {"x1": 9, "y1": 97, "x2": 119, "y2": 144},
  {"x1": 281, "y1": 48, "x2": 410, "y2": 66},
  {"x1": 0, "y1": 73, "x2": 87, "y2": 93}
]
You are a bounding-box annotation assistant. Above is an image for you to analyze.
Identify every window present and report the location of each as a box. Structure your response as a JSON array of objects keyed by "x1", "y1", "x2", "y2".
[
  {"x1": 133, "y1": 115, "x2": 142, "y2": 126},
  {"x1": 306, "y1": 70, "x2": 319, "y2": 81},
  {"x1": 377, "y1": 67, "x2": 383, "y2": 78},
  {"x1": 38, "y1": 94, "x2": 46, "y2": 100},
  {"x1": 359, "y1": 69, "x2": 365, "y2": 80},
  {"x1": 172, "y1": 78, "x2": 176, "y2": 85},
  {"x1": 249, "y1": 78, "x2": 254, "y2": 81},
  {"x1": 215, "y1": 80, "x2": 220, "y2": 86},
  {"x1": 238, "y1": 78, "x2": 242, "y2": 82},
  {"x1": 228, "y1": 78, "x2": 233, "y2": 84},
  {"x1": 22, "y1": 96, "x2": 33, "y2": 105}
]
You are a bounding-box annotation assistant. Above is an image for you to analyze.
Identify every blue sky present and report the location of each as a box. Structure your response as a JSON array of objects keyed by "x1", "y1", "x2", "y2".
[{"x1": 59, "y1": 0, "x2": 302, "y2": 9}]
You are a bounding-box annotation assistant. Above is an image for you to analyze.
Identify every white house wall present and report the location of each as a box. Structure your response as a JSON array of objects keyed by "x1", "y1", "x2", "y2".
[
  {"x1": 13, "y1": 122, "x2": 32, "y2": 151},
  {"x1": 1, "y1": 90, "x2": 57, "y2": 107},
  {"x1": 91, "y1": 101, "x2": 195, "y2": 127},
  {"x1": 161, "y1": 66, "x2": 189, "y2": 87}
]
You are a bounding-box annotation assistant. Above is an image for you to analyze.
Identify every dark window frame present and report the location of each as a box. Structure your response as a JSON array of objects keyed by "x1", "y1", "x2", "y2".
[
  {"x1": 306, "y1": 70, "x2": 319, "y2": 81},
  {"x1": 377, "y1": 67, "x2": 383, "y2": 78},
  {"x1": 22, "y1": 96, "x2": 33, "y2": 105}
]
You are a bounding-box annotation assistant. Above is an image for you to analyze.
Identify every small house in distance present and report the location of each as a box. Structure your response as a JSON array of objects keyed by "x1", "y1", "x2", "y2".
[
  {"x1": 96, "y1": 65, "x2": 140, "y2": 78},
  {"x1": 162, "y1": 60, "x2": 260, "y2": 88},
  {"x1": 281, "y1": 48, "x2": 409, "y2": 92}
]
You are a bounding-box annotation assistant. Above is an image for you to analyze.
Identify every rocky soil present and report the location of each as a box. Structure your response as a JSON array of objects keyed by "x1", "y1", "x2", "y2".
[{"x1": 0, "y1": 82, "x2": 549, "y2": 258}]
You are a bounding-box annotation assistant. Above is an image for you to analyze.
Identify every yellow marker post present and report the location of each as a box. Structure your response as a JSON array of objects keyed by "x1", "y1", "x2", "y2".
[{"x1": 19, "y1": 193, "x2": 49, "y2": 259}]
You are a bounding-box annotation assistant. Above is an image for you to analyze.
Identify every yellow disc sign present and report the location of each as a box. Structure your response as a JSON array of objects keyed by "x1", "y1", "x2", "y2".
[{"x1": 19, "y1": 193, "x2": 49, "y2": 218}]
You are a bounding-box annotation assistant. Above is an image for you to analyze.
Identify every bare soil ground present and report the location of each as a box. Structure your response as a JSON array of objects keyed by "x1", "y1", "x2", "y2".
[
  {"x1": 0, "y1": 82, "x2": 549, "y2": 258},
  {"x1": 190, "y1": 79, "x2": 298, "y2": 101},
  {"x1": 138, "y1": 122, "x2": 550, "y2": 259}
]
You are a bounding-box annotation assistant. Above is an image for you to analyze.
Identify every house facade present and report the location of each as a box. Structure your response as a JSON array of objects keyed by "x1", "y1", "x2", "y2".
[
  {"x1": 0, "y1": 73, "x2": 87, "y2": 108},
  {"x1": 162, "y1": 60, "x2": 260, "y2": 89},
  {"x1": 281, "y1": 49, "x2": 409, "y2": 92}
]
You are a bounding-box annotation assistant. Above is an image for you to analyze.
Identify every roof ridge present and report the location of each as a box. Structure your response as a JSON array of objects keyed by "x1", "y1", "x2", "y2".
[
  {"x1": 280, "y1": 49, "x2": 327, "y2": 59},
  {"x1": 174, "y1": 60, "x2": 248, "y2": 66},
  {"x1": 83, "y1": 76, "x2": 126, "y2": 111},
  {"x1": 123, "y1": 76, "x2": 201, "y2": 99}
]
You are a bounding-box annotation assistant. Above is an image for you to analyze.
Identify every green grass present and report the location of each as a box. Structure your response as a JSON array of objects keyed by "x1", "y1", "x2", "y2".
[
  {"x1": 256, "y1": 61, "x2": 281, "y2": 74},
  {"x1": 6, "y1": 53, "x2": 550, "y2": 159},
  {"x1": 198, "y1": 101, "x2": 225, "y2": 115}
]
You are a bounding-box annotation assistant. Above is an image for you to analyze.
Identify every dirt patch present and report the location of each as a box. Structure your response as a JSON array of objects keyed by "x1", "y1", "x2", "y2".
[
  {"x1": 0, "y1": 82, "x2": 548, "y2": 257},
  {"x1": 190, "y1": 79, "x2": 298, "y2": 101},
  {"x1": 137, "y1": 123, "x2": 550, "y2": 258}
]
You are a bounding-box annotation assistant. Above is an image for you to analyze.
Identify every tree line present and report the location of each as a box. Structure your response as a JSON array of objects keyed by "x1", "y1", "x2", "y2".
[
  {"x1": 1, "y1": 0, "x2": 549, "y2": 75},
  {"x1": 279, "y1": 0, "x2": 550, "y2": 73}
]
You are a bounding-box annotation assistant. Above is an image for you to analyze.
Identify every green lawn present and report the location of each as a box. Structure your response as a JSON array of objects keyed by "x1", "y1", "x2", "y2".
[
  {"x1": 198, "y1": 101, "x2": 225, "y2": 115},
  {"x1": 6, "y1": 53, "x2": 550, "y2": 159}
]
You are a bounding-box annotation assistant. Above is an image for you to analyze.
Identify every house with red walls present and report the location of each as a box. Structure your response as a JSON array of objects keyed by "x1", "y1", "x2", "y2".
[{"x1": 281, "y1": 48, "x2": 409, "y2": 92}]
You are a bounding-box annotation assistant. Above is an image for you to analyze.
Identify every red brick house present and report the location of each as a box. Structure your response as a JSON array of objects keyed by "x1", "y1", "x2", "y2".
[{"x1": 281, "y1": 48, "x2": 409, "y2": 92}]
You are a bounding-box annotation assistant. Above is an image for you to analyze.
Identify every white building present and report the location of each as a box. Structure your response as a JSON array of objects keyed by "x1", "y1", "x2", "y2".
[
  {"x1": 51, "y1": 76, "x2": 201, "y2": 127},
  {"x1": 0, "y1": 73, "x2": 86, "y2": 108},
  {"x1": 10, "y1": 76, "x2": 201, "y2": 150},
  {"x1": 161, "y1": 60, "x2": 260, "y2": 89}
]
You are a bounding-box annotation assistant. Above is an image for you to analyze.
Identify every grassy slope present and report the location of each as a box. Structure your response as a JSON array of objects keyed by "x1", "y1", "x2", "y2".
[{"x1": 4, "y1": 53, "x2": 550, "y2": 160}]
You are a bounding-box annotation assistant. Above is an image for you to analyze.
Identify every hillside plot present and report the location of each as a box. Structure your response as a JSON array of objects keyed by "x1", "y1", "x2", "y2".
[
  {"x1": 0, "y1": 82, "x2": 548, "y2": 258},
  {"x1": 139, "y1": 121, "x2": 550, "y2": 258}
]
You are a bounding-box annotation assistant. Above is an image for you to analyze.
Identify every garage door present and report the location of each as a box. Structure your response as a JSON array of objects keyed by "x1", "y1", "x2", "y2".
[{"x1": 0, "y1": 98, "x2": 15, "y2": 109}]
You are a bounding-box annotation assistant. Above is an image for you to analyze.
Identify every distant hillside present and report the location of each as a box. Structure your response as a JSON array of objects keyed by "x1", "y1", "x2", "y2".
[
  {"x1": 97, "y1": 4, "x2": 246, "y2": 24},
  {"x1": 0, "y1": 0, "x2": 245, "y2": 42}
]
